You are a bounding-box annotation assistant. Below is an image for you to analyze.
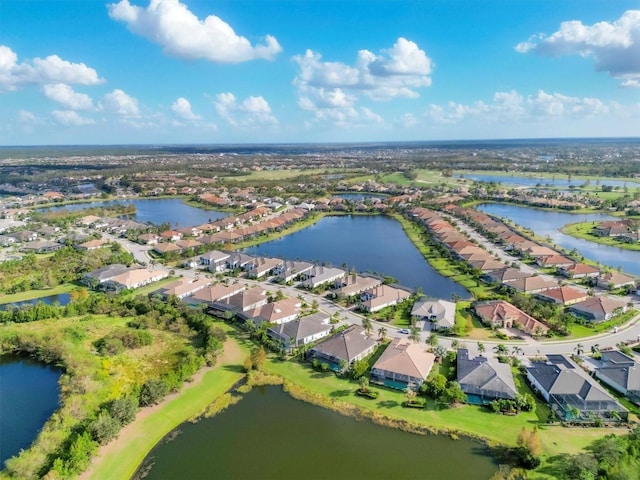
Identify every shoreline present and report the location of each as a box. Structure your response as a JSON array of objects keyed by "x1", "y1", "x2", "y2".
[{"x1": 561, "y1": 221, "x2": 640, "y2": 253}]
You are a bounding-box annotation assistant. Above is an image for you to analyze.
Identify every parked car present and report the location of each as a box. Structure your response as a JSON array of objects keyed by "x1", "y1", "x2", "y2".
[{"x1": 398, "y1": 329, "x2": 410, "y2": 334}]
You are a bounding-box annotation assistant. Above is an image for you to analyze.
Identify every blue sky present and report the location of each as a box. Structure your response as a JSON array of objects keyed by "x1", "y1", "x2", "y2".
[{"x1": 1, "y1": 0, "x2": 639, "y2": 145}]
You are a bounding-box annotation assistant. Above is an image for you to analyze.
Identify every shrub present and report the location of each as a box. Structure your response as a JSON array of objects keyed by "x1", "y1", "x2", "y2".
[
  {"x1": 108, "y1": 396, "x2": 138, "y2": 425},
  {"x1": 139, "y1": 379, "x2": 169, "y2": 406},
  {"x1": 89, "y1": 410, "x2": 121, "y2": 445}
]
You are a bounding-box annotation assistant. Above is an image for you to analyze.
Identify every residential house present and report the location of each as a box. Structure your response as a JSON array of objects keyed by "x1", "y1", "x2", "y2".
[
  {"x1": 595, "y1": 351, "x2": 640, "y2": 405},
  {"x1": 359, "y1": 285, "x2": 412, "y2": 313},
  {"x1": 536, "y1": 254, "x2": 574, "y2": 268},
  {"x1": 457, "y1": 349, "x2": 517, "y2": 405},
  {"x1": 244, "y1": 297, "x2": 301, "y2": 325},
  {"x1": 474, "y1": 300, "x2": 549, "y2": 336},
  {"x1": 594, "y1": 221, "x2": 629, "y2": 237},
  {"x1": 8, "y1": 230, "x2": 37, "y2": 242},
  {"x1": 558, "y1": 263, "x2": 600, "y2": 279},
  {"x1": 526, "y1": 355, "x2": 627, "y2": 422},
  {"x1": 481, "y1": 268, "x2": 532, "y2": 285},
  {"x1": 106, "y1": 268, "x2": 169, "y2": 290},
  {"x1": 188, "y1": 282, "x2": 245, "y2": 305},
  {"x1": 332, "y1": 274, "x2": 383, "y2": 297},
  {"x1": 225, "y1": 252, "x2": 255, "y2": 270},
  {"x1": 81, "y1": 264, "x2": 131, "y2": 288},
  {"x1": 299, "y1": 265, "x2": 346, "y2": 289},
  {"x1": 245, "y1": 256, "x2": 283, "y2": 279},
  {"x1": 309, "y1": 324, "x2": 377, "y2": 372},
  {"x1": 153, "y1": 243, "x2": 182, "y2": 255},
  {"x1": 175, "y1": 239, "x2": 203, "y2": 251},
  {"x1": 535, "y1": 286, "x2": 590, "y2": 306},
  {"x1": 138, "y1": 233, "x2": 160, "y2": 245},
  {"x1": 507, "y1": 276, "x2": 557, "y2": 294},
  {"x1": 468, "y1": 258, "x2": 506, "y2": 272},
  {"x1": 20, "y1": 240, "x2": 62, "y2": 253},
  {"x1": 77, "y1": 238, "x2": 109, "y2": 251},
  {"x1": 159, "y1": 230, "x2": 182, "y2": 242},
  {"x1": 411, "y1": 297, "x2": 456, "y2": 331},
  {"x1": 217, "y1": 286, "x2": 269, "y2": 313},
  {"x1": 199, "y1": 250, "x2": 230, "y2": 272},
  {"x1": 568, "y1": 296, "x2": 628, "y2": 323},
  {"x1": 267, "y1": 312, "x2": 333, "y2": 352},
  {"x1": 597, "y1": 271, "x2": 636, "y2": 290},
  {"x1": 274, "y1": 260, "x2": 315, "y2": 283},
  {"x1": 370, "y1": 338, "x2": 435, "y2": 390},
  {"x1": 153, "y1": 278, "x2": 210, "y2": 300}
]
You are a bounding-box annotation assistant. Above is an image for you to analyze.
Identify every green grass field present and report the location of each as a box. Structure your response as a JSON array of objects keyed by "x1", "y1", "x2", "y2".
[{"x1": 563, "y1": 221, "x2": 640, "y2": 252}]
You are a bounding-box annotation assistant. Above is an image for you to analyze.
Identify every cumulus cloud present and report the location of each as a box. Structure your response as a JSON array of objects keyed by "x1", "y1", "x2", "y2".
[
  {"x1": 0, "y1": 45, "x2": 103, "y2": 92},
  {"x1": 171, "y1": 97, "x2": 200, "y2": 120},
  {"x1": 293, "y1": 38, "x2": 432, "y2": 127},
  {"x1": 108, "y1": 0, "x2": 281, "y2": 63},
  {"x1": 52, "y1": 110, "x2": 95, "y2": 126},
  {"x1": 516, "y1": 10, "x2": 640, "y2": 87},
  {"x1": 100, "y1": 89, "x2": 140, "y2": 116},
  {"x1": 43, "y1": 83, "x2": 94, "y2": 110},
  {"x1": 17, "y1": 110, "x2": 39, "y2": 125},
  {"x1": 424, "y1": 90, "x2": 609, "y2": 125},
  {"x1": 214, "y1": 92, "x2": 277, "y2": 127}
]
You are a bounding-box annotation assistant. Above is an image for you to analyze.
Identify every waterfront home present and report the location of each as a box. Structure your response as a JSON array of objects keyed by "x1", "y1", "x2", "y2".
[
  {"x1": 371, "y1": 338, "x2": 435, "y2": 390},
  {"x1": 359, "y1": 285, "x2": 412, "y2": 313},
  {"x1": 474, "y1": 300, "x2": 549, "y2": 336},
  {"x1": 309, "y1": 325, "x2": 377, "y2": 372},
  {"x1": 557, "y1": 263, "x2": 600, "y2": 279},
  {"x1": 199, "y1": 250, "x2": 230, "y2": 272},
  {"x1": 568, "y1": 296, "x2": 628, "y2": 323},
  {"x1": 107, "y1": 268, "x2": 169, "y2": 290},
  {"x1": 597, "y1": 271, "x2": 636, "y2": 290},
  {"x1": 176, "y1": 226, "x2": 202, "y2": 238},
  {"x1": 244, "y1": 297, "x2": 301, "y2": 325},
  {"x1": 188, "y1": 282, "x2": 245, "y2": 305},
  {"x1": 299, "y1": 265, "x2": 346, "y2": 289},
  {"x1": 159, "y1": 230, "x2": 182, "y2": 242},
  {"x1": 267, "y1": 311, "x2": 332, "y2": 352},
  {"x1": 77, "y1": 214, "x2": 102, "y2": 227},
  {"x1": 506, "y1": 276, "x2": 557, "y2": 294},
  {"x1": 594, "y1": 221, "x2": 629, "y2": 237},
  {"x1": 273, "y1": 260, "x2": 315, "y2": 283},
  {"x1": 82, "y1": 264, "x2": 131, "y2": 288},
  {"x1": 526, "y1": 355, "x2": 628, "y2": 422},
  {"x1": 535, "y1": 286, "x2": 590, "y2": 306},
  {"x1": 138, "y1": 233, "x2": 160, "y2": 245},
  {"x1": 457, "y1": 349, "x2": 517, "y2": 405},
  {"x1": 481, "y1": 267, "x2": 532, "y2": 285},
  {"x1": 245, "y1": 256, "x2": 283, "y2": 279},
  {"x1": 594, "y1": 351, "x2": 640, "y2": 405},
  {"x1": 411, "y1": 297, "x2": 456, "y2": 331},
  {"x1": 521, "y1": 245, "x2": 558, "y2": 258},
  {"x1": 153, "y1": 277, "x2": 210, "y2": 300},
  {"x1": 332, "y1": 274, "x2": 383, "y2": 298},
  {"x1": 225, "y1": 252, "x2": 255, "y2": 270},
  {"x1": 468, "y1": 258, "x2": 506, "y2": 272},
  {"x1": 536, "y1": 254, "x2": 574, "y2": 268}
]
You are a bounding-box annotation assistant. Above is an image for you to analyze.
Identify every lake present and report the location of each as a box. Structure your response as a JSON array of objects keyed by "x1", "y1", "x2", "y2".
[
  {"x1": 461, "y1": 174, "x2": 640, "y2": 189},
  {"x1": 137, "y1": 386, "x2": 497, "y2": 480},
  {"x1": 0, "y1": 293, "x2": 71, "y2": 310},
  {"x1": 478, "y1": 203, "x2": 640, "y2": 275},
  {"x1": 0, "y1": 356, "x2": 61, "y2": 467},
  {"x1": 246, "y1": 215, "x2": 470, "y2": 299},
  {"x1": 38, "y1": 198, "x2": 228, "y2": 228}
]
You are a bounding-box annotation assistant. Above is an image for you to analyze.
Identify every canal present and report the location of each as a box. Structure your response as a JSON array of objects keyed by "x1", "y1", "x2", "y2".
[{"x1": 137, "y1": 386, "x2": 497, "y2": 480}]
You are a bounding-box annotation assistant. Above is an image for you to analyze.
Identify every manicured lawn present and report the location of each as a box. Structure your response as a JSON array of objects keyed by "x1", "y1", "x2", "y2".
[
  {"x1": 563, "y1": 221, "x2": 640, "y2": 252},
  {"x1": 0, "y1": 283, "x2": 76, "y2": 304}
]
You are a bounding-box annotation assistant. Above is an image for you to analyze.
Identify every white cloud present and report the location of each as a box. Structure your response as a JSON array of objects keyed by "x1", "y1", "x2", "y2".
[
  {"x1": 52, "y1": 110, "x2": 95, "y2": 126},
  {"x1": 293, "y1": 38, "x2": 432, "y2": 127},
  {"x1": 171, "y1": 97, "x2": 200, "y2": 120},
  {"x1": 17, "y1": 110, "x2": 39, "y2": 124},
  {"x1": 43, "y1": 83, "x2": 94, "y2": 110},
  {"x1": 100, "y1": 89, "x2": 140, "y2": 116},
  {"x1": 424, "y1": 89, "x2": 610, "y2": 125},
  {"x1": 108, "y1": 0, "x2": 281, "y2": 63},
  {"x1": 214, "y1": 92, "x2": 277, "y2": 127},
  {"x1": 516, "y1": 10, "x2": 640, "y2": 87},
  {"x1": 0, "y1": 45, "x2": 103, "y2": 92}
]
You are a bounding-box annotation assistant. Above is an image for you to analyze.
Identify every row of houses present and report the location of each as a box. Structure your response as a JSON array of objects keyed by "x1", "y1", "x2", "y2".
[{"x1": 82, "y1": 264, "x2": 169, "y2": 291}]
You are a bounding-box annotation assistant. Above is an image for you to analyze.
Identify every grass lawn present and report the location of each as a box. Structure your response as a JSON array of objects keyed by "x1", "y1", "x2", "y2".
[
  {"x1": 562, "y1": 221, "x2": 640, "y2": 252},
  {"x1": 222, "y1": 168, "x2": 347, "y2": 182},
  {"x1": 124, "y1": 277, "x2": 177, "y2": 297},
  {"x1": 87, "y1": 323, "x2": 249, "y2": 480},
  {"x1": 0, "y1": 283, "x2": 76, "y2": 304}
]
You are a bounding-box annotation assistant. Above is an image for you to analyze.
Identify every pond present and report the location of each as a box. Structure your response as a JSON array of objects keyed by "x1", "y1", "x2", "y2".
[
  {"x1": 37, "y1": 198, "x2": 228, "y2": 228},
  {"x1": 0, "y1": 293, "x2": 71, "y2": 310},
  {"x1": 245, "y1": 215, "x2": 470, "y2": 299},
  {"x1": 478, "y1": 203, "x2": 640, "y2": 275},
  {"x1": 0, "y1": 356, "x2": 61, "y2": 467},
  {"x1": 137, "y1": 386, "x2": 497, "y2": 480},
  {"x1": 461, "y1": 174, "x2": 640, "y2": 189},
  {"x1": 332, "y1": 192, "x2": 387, "y2": 201}
]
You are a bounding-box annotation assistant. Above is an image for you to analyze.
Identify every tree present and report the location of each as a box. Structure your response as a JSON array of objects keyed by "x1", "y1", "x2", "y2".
[
  {"x1": 442, "y1": 381, "x2": 467, "y2": 405},
  {"x1": 423, "y1": 373, "x2": 447, "y2": 399},
  {"x1": 405, "y1": 386, "x2": 418, "y2": 405},
  {"x1": 427, "y1": 332, "x2": 439, "y2": 349},
  {"x1": 250, "y1": 346, "x2": 267, "y2": 371},
  {"x1": 511, "y1": 346, "x2": 523, "y2": 357},
  {"x1": 362, "y1": 317, "x2": 373, "y2": 338},
  {"x1": 139, "y1": 379, "x2": 168, "y2": 406},
  {"x1": 574, "y1": 343, "x2": 585, "y2": 356},
  {"x1": 89, "y1": 410, "x2": 121, "y2": 445},
  {"x1": 493, "y1": 344, "x2": 509, "y2": 357},
  {"x1": 350, "y1": 359, "x2": 369, "y2": 379},
  {"x1": 108, "y1": 397, "x2": 138, "y2": 425},
  {"x1": 433, "y1": 344, "x2": 447, "y2": 361},
  {"x1": 477, "y1": 342, "x2": 486, "y2": 356},
  {"x1": 358, "y1": 376, "x2": 370, "y2": 393},
  {"x1": 408, "y1": 325, "x2": 421, "y2": 343},
  {"x1": 378, "y1": 326, "x2": 387, "y2": 340}
]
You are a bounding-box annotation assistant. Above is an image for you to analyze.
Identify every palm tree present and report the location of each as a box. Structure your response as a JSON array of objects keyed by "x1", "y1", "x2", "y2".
[
  {"x1": 574, "y1": 343, "x2": 585, "y2": 356},
  {"x1": 408, "y1": 326, "x2": 421, "y2": 344},
  {"x1": 378, "y1": 326, "x2": 387, "y2": 341},
  {"x1": 590, "y1": 344, "x2": 600, "y2": 356},
  {"x1": 427, "y1": 332, "x2": 439, "y2": 349},
  {"x1": 511, "y1": 346, "x2": 523, "y2": 357},
  {"x1": 493, "y1": 344, "x2": 509, "y2": 356},
  {"x1": 477, "y1": 342, "x2": 486, "y2": 356},
  {"x1": 362, "y1": 317, "x2": 373, "y2": 338},
  {"x1": 451, "y1": 339, "x2": 460, "y2": 350}
]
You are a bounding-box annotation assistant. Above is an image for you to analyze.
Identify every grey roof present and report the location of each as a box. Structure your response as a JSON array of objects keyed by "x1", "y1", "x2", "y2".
[
  {"x1": 310, "y1": 324, "x2": 377, "y2": 363},
  {"x1": 83, "y1": 263, "x2": 130, "y2": 282},
  {"x1": 598, "y1": 351, "x2": 640, "y2": 394},
  {"x1": 483, "y1": 268, "x2": 531, "y2": 283},
  {"x1": 457, "y1": 349, "x2": 517, "y2": 400},
  {"x1": 268, "y1": 312, "x2": 331, "y2": 344},
  {"x1": 411, "y1": 297, "x2": 456, "y2": 329}
]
